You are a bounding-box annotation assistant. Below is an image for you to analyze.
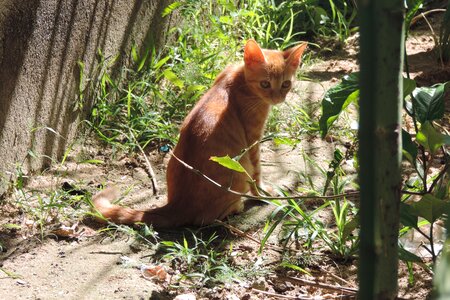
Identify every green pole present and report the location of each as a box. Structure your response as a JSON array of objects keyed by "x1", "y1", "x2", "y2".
[{"x1": 357, "y1": 0, "x2": 405, "y2": 299}]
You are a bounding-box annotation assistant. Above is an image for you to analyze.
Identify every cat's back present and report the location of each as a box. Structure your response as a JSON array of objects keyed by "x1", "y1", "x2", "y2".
[{"x1": 180, "y1": 64, "x2": 244, "y2": 136}]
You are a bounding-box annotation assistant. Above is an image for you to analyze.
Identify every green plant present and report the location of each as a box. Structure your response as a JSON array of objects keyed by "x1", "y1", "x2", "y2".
[
  {"x1": 87, "y1": 46, "x2": 181, "y2": 150},
  {"x1": 318, "y1": 71, "x2": 450, "y2": 264},
  {"x1": 13, "y1": 185, "x2": 91, "y2": 239},
  {"x1": 259, "y1": 148, "x2": 359, "y2": 260},
  {"x1": 267, "y1": 101, "x2": 321, "y2": 146},
  {"x1": 160, "y1": 232, "x2": 239, "y2": 286}
]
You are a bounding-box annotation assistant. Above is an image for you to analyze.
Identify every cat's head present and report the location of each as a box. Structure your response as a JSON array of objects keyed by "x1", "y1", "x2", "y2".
[{"x1": 243, "y1": 40, "x2": 307, "y2": 105}]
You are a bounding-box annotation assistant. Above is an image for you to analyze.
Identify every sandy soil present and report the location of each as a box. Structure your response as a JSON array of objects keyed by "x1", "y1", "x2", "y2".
[{"x1": 1, "y1": 18, "x2": 448, "y2": 300}]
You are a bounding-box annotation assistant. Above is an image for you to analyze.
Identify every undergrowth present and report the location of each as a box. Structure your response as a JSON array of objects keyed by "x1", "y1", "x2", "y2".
[{"x1": 3, "y1": 0, "x2": 449, "y2": 295}]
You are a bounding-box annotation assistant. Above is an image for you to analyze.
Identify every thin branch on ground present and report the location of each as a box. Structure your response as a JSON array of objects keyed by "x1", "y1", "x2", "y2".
[
  {"x1": 252, "y1": 288, "x2": 315, "y2": 300},
  {"x1": 318, "y1": 266, "x2": 355, "y2": 288},
  {"x1": 282, "y1": 275, "x2": 358, "y2": 295}
]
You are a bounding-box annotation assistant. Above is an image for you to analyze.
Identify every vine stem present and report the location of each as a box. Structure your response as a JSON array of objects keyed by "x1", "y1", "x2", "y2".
[{"x1": 170, "y1": 152, "x2": 359, "y2": 201}]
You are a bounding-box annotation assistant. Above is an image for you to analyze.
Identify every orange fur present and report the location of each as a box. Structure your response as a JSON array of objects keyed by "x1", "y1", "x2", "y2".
[{"x1": 93, "y1": 40, "x2": 307, "y2": 228}]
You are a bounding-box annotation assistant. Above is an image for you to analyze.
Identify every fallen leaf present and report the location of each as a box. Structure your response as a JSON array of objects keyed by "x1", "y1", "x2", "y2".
[
  {"x1": 51, "y1": 223, "x2": 81, "y2": 239},
  {"x1": 141, "y1": 265, "x2": 168, "y2": 281}
]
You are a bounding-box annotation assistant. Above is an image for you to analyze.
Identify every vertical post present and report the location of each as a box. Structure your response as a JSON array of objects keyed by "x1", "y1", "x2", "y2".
[{"x1": 357, "y1": 0, "x2": 405, "y2": 299}]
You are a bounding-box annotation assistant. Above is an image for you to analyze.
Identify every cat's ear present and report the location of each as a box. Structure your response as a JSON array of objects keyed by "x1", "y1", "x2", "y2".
[
  {"x1": 244, "y1": 39, "x2": 266, "y2": 67},
  {"x1": 283, "y1": 43, "x2": 307, "y2": 69}
]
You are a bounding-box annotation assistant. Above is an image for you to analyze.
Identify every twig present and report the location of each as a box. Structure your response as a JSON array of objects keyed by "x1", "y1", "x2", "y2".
[
  {"x1": 428, "y1": 163, "x2": 450, "y2": 194},
  {"x1": 282, "y1": 276, "x2": 358, "y2": 295},
  {"x1": 401, "y1": 190, "x2": 426, "y2": 196},
  {"x1": 319, "y1": 266, "x2": 355, "y2": 288},
  {"x1": 89, "y1": 251, "x2": 124, "y2": 255},
  {"x1": 129, "y1": 130, "x2": 158, "y2": 195},
  {"x1": 410, "y1": 9, "x2": 446, "y2": 26},
  {"x1": 252, "y1": 288, "x2": 313, "y2": 299},
  {"x1": 215, "y1": 219, "x2": 261, "y2": 244},
  {"x1": 171, "y1": 152, "x2": 360, "y2": 202}
]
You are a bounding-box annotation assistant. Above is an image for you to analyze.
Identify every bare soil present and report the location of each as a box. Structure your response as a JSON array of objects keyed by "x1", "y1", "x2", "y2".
[{"x1": 0, "y1": 20, "x2": 448, "y2": 300}]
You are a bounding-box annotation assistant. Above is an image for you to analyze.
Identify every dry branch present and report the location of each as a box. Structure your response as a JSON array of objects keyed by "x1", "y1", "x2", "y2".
[
  {"x1": 129, "y1": 129, "x2": 159, "y2": 195},
  {"x1": 282, "y1": 276, "x2": 358, "y2": 295}
]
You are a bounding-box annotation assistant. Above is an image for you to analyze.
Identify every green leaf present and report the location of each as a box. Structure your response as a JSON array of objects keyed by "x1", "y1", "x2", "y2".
[
  {"x1": 137, "y1": 50, "x2": 149, "y2": 72},
  {"x1": 342, "y1": 215, "x2": 359, "y2": 240},
  {"x1": 401, "y1": 129, "x2": 418, "y2": 164},
  {"x1": 153, "y1": 56, "x2": 170, "y2": 71},
  {"x1": 412, "y1": 82, "x2": 449, "y2": 123},
  {"x1": 403, "y1": 77, "x2": 417, "y2": 98},
  {"x1": 319, "y1": 72, "x2": 359, "y2": 137},
  {"x1": 279, "y1": 262, "x2": 312, "y2": 276},
  {"x1": 79, "y1": 159, "x2": 104, "y2": 165},
  {"x1": 411, "y1": 194, "x2": 450, "y2": 223},
  {"x1": 210, "y1": 155, "x2": 246, "y2": 173},
  {"x1": 161, "y1": 2, "x2": 183, "y2": 18},
  {"x1": 163, "y1": 69, "x2": 184, "y2": 89},
  {"x1": 186, "y1": 84, "x2": 206, "y2": 95},
  {"x1": 219, "y1": 16, "x2": 233, "y2": 25},
  {"x1": 3, "y1": 223, "x2": 21, "y2": 230},
  {"x1": 131, "y1": 45, "x2": 138, "y2": 63},
  {"x1": 398, "y1": 245, "x2": 423, "y2": 263},
  {"x1": 399, "y1": 202, "x2": 418, "y2": 229},
  {"x1": 416, "y1": 121, "x2": 450, "y2": 154}
]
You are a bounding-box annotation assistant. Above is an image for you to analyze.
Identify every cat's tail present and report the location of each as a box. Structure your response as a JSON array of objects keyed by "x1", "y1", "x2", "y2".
[{"x1": 92, "y1": 187, "x2": 180, "y2": 228}]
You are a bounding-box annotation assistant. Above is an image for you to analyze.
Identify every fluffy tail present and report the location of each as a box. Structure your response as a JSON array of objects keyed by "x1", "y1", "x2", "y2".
[{"x1": 92, "y1": 187, "x2": 180, "y2": 228}]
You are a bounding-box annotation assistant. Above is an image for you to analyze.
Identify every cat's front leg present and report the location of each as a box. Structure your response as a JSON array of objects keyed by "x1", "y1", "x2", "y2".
[{"x1": 248, "y1": 143, "x2": 273, "y2": 195}]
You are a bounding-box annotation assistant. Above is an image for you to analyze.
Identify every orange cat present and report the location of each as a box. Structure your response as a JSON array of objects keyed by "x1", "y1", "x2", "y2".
[{"x1": 93, "y1": 40, "x2": 307, "y2": 228}]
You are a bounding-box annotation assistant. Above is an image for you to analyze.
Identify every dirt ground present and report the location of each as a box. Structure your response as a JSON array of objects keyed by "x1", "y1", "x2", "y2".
[{"x1": 0, "y1": 18, "x2": 448, "y2": 300}]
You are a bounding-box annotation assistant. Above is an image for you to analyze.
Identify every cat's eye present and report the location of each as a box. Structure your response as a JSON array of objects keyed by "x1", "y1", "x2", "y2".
[
  {"x1": 281, "y1": 80, "x2": 291, "y2": 88},
  {"x1": 260, "y1": 81, "x2": 271, "y2": 89}
]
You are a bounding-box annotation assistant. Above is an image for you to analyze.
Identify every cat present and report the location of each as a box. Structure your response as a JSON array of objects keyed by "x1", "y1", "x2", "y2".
[{"x1": 93, "y1": 39, "x2": 307, "y2": 228}]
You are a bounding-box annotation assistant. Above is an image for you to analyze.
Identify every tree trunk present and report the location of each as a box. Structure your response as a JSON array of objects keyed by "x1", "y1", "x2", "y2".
[{"x1": 357, "y1": 1, "x2": 405, "y2": 299}]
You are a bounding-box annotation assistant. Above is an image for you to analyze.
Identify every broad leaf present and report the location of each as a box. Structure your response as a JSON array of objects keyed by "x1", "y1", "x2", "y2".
[
  {"x1": 210, "y1": 155, "x2": 246, "y2": 173},
  {"x1": 398, "y1": 245, "x2": 423, "y2": 263},
  {"x1": 342, "y1": 215, "x2": 359, "y2": 240},
  {"x1": 416, "y1": 121, "x2": 450, "y2": 154},
  {"x1": 412, "y1": 82, "x2": 449, "y2": 123},
  {"x1": 403, "y1": 77, "x2": 417, "y2": 98},
  {"x1": 401, "y1": 129, "x2": 418, "y2": 164},
  {"x1": 411, "y1": 194, "x2": 450, "y2": 224},
  {"x1": 319, "y1": 72, "x2": 359, "y2": 137},
  {"x1": 400, "y1": 202, "x2": 418, "y2": 229}
]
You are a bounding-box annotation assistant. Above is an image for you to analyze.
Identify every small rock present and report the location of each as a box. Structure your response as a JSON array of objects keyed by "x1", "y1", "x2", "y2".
[
  {"x1": 174, "y1": 293, "x2": 196, "y2": 300},
  {"x1": 251, "y1": 278, "x2": 267, "y2": 291},
  {"x1": 273, "y1": 282, "x2": 288, "y2": 293},
  {"x1": 241, "y1": 294, "x2": 251, "y2": 300},
  {"x1": 16, "y1": 279, "x2": 27, "y2": 286}
]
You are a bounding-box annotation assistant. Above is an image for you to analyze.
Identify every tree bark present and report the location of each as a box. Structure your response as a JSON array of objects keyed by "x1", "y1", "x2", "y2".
[{"x1": 357, "y1": 1, "x2": 405, "y2": 299}]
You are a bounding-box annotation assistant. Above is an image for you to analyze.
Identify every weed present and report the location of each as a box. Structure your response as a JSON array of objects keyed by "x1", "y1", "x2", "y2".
[
  {"x1": 13, "y1": 186, "x2": 91, "y2": 239},
  {"x1": 160, "y1": 232, "x2": 239, "y2": 287}
]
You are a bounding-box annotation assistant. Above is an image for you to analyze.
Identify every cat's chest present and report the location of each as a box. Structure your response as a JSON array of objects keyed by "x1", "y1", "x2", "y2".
[{"x1": 241, "y1": 111, "x2": 269, "y2": 144}]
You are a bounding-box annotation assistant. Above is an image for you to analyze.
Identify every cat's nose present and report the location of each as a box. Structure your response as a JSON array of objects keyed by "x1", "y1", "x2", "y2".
[{"x1": 271, "y1": 96, "x2": 285, "y2": 104}]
